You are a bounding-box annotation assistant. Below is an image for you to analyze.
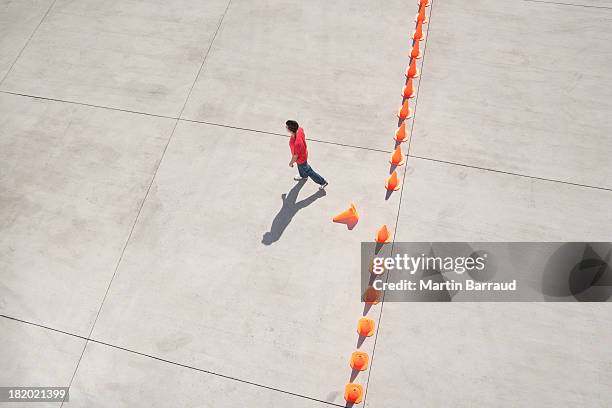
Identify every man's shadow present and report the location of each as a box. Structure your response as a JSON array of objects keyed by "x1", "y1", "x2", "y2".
[{"x1": 262, "y1": 180, "x2": 326, "y2": 245}]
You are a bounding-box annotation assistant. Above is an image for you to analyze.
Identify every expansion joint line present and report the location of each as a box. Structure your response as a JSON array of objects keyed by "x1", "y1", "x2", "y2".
[
  {"x1": 340, "y1": 0, "x2": 435, "y2": 406},
  {"x1": 58, "y1": 1, "x2": 234, "y2": 406},
  {"x1": 0, "y1": 1, "x2": 59, "y2": 86}
]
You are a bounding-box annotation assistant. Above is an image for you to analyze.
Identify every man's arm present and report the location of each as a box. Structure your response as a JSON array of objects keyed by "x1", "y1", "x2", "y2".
[{"x1": 289, "y1": 154, "x2": 298, "y2": 167}]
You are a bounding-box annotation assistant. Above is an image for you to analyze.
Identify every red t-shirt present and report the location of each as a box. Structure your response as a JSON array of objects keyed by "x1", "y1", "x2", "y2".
[{"x1": 289, "y1": 127, "x2": 308, "y2": 164}]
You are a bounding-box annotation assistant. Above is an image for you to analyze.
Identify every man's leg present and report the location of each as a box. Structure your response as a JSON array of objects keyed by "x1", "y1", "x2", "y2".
[
  {"x1": 300, "y1": 162, "x2": 326, "y2": 186},
  {"x1": 296, "y1": 163, "x2": 308, "y2": 180}
]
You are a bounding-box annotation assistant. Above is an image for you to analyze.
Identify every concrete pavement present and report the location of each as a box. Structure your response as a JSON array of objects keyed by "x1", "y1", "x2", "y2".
[{"x1": 1, "y1": 0, "x2": 611, "y2": 407}]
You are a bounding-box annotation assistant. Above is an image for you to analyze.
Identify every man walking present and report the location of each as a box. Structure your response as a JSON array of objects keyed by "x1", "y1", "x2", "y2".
[{"x1": 286, "y1": 120, "x2": 328, "y2": 190}]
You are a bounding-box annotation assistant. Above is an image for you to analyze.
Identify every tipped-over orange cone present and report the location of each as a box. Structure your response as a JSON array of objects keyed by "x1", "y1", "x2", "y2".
[
  {"x1": 390, "y1": 145, "x2": 405, "y2": 166},
  {"x1": 363, "y1": 286, "x2": 381, "y2": 304},
  {"x1": 333, "y1": 203, "x2": 359, "y2": 224},
  {"x1": 410, "y1": 41, "x2": 421, "y2": 60},
  {"x1": 394, "y1": 122, "x2": 408, "y2": 142},
  {"x1": 375, "y1": 224, "x2": 391, "y2": 243},
  {"x1": 385, "y1": 171, "x2": 401, "y2": 191},
  {"x1": 344, "y1": 383, "x2": 363, "y2": 404},
  {"x1": 413, "y1": 21, "x2": 425, "y2": 41},
  {"x1": 350, "y1": 351, "x2": 370, "y2": 371},
  {"x1": 402, "y1": 78, "x2": 415, "y2": 98},
  {"x1": 397, "y1": 100, "x2": 411, "y2": 119},
  {"x1": 416, "y1": 5, "x2": 428, "y2": 24},
  {"x1": 357, "y1": 317, "x2": 376, "y2": 337},
  {"x1": 406, "y1": 59, "x2": 419, "y2": 78}
]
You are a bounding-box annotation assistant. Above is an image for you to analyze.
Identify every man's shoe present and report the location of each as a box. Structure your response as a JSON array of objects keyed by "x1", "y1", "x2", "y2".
[
  {"x1": 319, "y1": 182, "x2": 328, "y2": 190},
  {"x1": 294, "y1": 176, "x2": 307, "y2": 181}
]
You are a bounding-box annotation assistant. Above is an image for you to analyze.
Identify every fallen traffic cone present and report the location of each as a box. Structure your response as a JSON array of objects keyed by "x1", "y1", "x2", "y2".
[
  {"x1": 418, "y1": 0, "x2": 431, "y2": 7},
  {"x1": 385, "y1": 171, "x2": 401, "y2": 191},
  {"x1": 390, "y1": 145, "x2": 405, "y2": 166},
  {"x1": 333, "y1": 203, "x2": 359, "y2": 226},
  {"x1": 357, "y1": 317, "x2": 376, "y2": 337},
  {"x1": 413, "y1": 21, "x2": 425, "y2": 41},
  {"x1": 402, "y1": 78, "x2": 415, "y2": 98},
  {"x1": 375, "y1": 224, "x2": 391, "y2": 243},
  {"x1": 405, "y1": 59, "x2": 419, "y2": 78},
  {"x1": 350, "y1": 351, "x2": 369, "y2": 371},
  {"x1": 416, "y1": 5, "x2": 428, "y2": 24},
  {"x1": 363, "y1": 286, "x2": 381, "y2": 304},
  {"x1": 397, "y1": 100, "x2": 411, "y2": 119},
  {"x1": 344, "y1": 383, "x2": 363, "y2": 404},
  {"x1": 394, "y1": 122, "x2": 408, "y2": 143},
  {"x1": 410, "y1": 40, "x2": 421, "y2": 59}
]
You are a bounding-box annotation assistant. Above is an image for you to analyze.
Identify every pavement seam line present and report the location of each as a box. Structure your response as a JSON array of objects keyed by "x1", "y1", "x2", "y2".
[
  {"x1": 0, "y1": 314, "x2": 344, "y2": 408},
  {"x1": 3, "y1": 88, "x2": 609, "y2": 190},
  {"x1": 0, "y1": 0, "x2": 58, "y2": 86},
  {"x1": 58, "y1": 1, "x2": 235, "y2": 405},
  {"x1": 523, "y1": 0, "x2": 612, "y2": 10},
  {"x1": 0, "y1": 90, "x2": 393, "y2": 154},
  {"x1": 362, "y1": 1, "x2": 435, "y2": 405},
  {"x1": 408, "y1": 154, "x2": 612, "y2": 192}
]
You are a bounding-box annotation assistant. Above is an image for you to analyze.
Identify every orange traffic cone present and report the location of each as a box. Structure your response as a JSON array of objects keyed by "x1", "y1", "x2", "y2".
[
  {"x1": 394, "y1": 122, "x2": 409, "y2": 143},
  {"x1": 350, "y1": 351, "x2": 369, "y2": 371},
  {"x1": 402, "y1": 78, "x2": 415, "y2": 98},
  {"x1": 416, "y1": 5, "x2": 428, "y2": 24},
  {"x1": 413, "y1": 21, "x2": 425, "y2": 41},
  {"x1": 385, "y1": 171, "x2": 401, "y2": 191},
  {"x1": 333, "y1": 203, "x2": 359, "y2": 225},
  {"x1": 390, "y1": 145, "x2": 405, "y2": 166},
  {"x1": 397, "y1": 100, "x2": 411, "y2": 119},
  {"x1": 405, "y1": 59, "x2": 419, "y2": 78},
  {"x1": 375, "y1": 224, "x2": 391, "y2": 243},
  {"x1": 357, "y1": 317, "x2": 376, "y2": 337},
  {"x1": 344, "y1": 383, "x2": 363, "y2": 404},
  {"x1": 363, "y1": 286, "x2": 381, "y2": 304},
  {"x1": 418, "y1": 0, "x2": 430, "y2": 7},
  {"x1": 410, "y1": 41, "x2": 421, "y2": 59}
]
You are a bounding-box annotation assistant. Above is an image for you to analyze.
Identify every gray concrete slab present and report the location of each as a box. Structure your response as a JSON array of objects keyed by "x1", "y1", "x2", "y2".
[
  {"x1": 409, "y1": 0, "x2": 612, "y2": 188},
  {"x1": 0, "y1": 0, "x2": 53, "y2": 81},
  {"x1": 69, "y1": 341, "x2": 334, "y2": 407},
  {"x1": 0, "y1": 0, "x2": 230, "y2": 117},
  {"x1": 90, "y1": 121, "x2": 398, "y2": 405},
  {"x1": 394, "y1": 158, "x2": 612, "y2": 242},
  {"x1": 366, "y1": 303, "x2": 612, "y2": 408},
  {"x1": 1, "y1": 0, "x2": 611, "y2": 405},
  {"x1": 0, "y1": 93, "x2": 175, "y2": 335},
  {"x1": 181, "y1": 0, "x2": 416, "y2": 151},
  {"x1": 0, "y1": 317, "x2": 85, "y2": 408},
  {"x1": 365, "y1": 158, "x2": 612, "y2": 406}
]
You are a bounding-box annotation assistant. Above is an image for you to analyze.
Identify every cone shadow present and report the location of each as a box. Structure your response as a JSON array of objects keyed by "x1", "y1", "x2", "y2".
[
  {"x1": 374, "y1": 242, "x2": 385, "y2": 255},
  {"x1": 368, "y1": 274, "x2": 377, "y2": 286},
  {"x1": 349, "y1": 368, "x2": 361, "y2": 383},
  {"x1": 385, "y1": 189, "x2": 394, "y2": 201},
  {"x1": 362, "y1": 302, "x2": 373, "y2": 316},
  {"x1": 356, "y1": 335, "x2": 366, "y2": 348}
]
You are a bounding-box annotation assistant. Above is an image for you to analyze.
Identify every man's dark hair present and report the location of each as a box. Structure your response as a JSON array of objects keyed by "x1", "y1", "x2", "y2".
[{"x1": 286, "y1": 120, "x2": 299, "y2": 133}]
